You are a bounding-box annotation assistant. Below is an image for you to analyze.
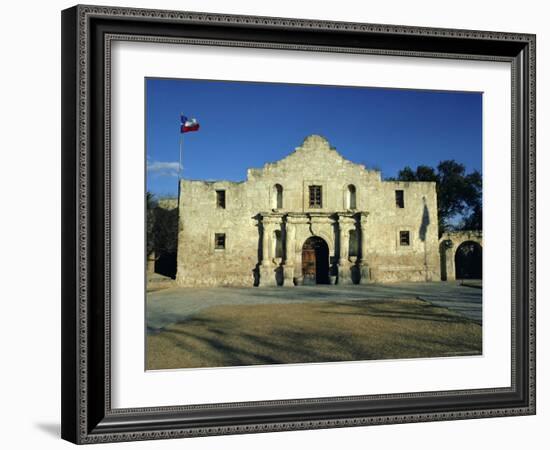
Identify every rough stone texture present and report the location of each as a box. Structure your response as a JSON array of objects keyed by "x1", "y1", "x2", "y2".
[
  {"x1": 176, "y1": 135, "x2": 441, "y2": 286},
  {"x1": 147, "y1": 251, "x2": 156, "y2": 274},
  {"x1": 439, "y1": 230, "x2": 483, "y2": 281},
  {"x1": 157, "y1": 197, "x2": 178, "y2": 210}
]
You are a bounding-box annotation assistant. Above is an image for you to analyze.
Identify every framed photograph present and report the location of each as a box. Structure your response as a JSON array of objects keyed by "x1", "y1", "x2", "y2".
[{"x1": 61, "y1": 4, "x2": 536, "y2": 444}]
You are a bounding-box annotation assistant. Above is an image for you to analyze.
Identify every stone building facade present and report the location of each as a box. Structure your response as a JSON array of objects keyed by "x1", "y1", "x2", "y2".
[{"x1": 176, "y1": 135, "x2": 441, "y2": 287}]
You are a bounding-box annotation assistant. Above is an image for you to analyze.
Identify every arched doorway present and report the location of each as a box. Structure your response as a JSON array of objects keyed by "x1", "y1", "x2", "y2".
[
  {"x1": 302, "y1": 236, "x2": 330, "y2": 285},
  {"x1": 455, "y1": 241, "x2": 482, "y2": 279}
]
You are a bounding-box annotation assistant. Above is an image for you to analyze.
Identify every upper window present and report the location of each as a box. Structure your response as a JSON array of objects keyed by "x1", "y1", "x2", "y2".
[
  {"x1": 347, "y1": 184, "x2": 357, "y2": 209},
  {"x1": 399, "y1": 231, "x2": 410, "y2": 246},
  {"x1": 309, "y1": 185, "x2": 323, "y2": 208},
  {"x1": 216, "y1": 190, "x2": 226, "y2": 209},
  {"x1": 395, "y1": 190, "x2": 404, "y2": 208},
  {"x1": 273, "y1": 184, "x2": 283, "y2": 209}
]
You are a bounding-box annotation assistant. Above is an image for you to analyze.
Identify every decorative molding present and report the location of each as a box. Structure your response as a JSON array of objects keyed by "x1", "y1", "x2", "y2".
[{"x1": 79, "y1": 4, "x2": 535, "y2": 43}]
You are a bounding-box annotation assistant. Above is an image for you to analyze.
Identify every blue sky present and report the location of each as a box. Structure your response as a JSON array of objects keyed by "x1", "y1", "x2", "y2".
[{"x1": 146, "y1": 78, "x2": 482, "y2": 197}]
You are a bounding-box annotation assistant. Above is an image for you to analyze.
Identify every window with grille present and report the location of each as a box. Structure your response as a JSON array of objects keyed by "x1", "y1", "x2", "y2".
[
  {"x1": 399, "y1": 231, "x2": 410, "y2": 246},
  {"x1": 215, "y1": 233, "x2": 226, "y2": 249},
  {"x1": 216, "y1": 190, "x2": 226, "y2": 209},
  {"x1": 309, "y1": 185, "x2": 322, "y2": 208}
]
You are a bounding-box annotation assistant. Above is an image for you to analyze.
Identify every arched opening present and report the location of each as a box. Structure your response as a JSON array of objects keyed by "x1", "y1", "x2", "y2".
[
  {"x1": 346, "y1": 184, "x2": 357, "y2": 209},
  {"x1": 301, "y1": 236, "x2": 330, "y2": 285},
  {"x1": 273, "y1": 230, "x2": 283, "y2": 259},
  {"x1": 154, "y1": 252, "x2": 177, "y2": 279},
  {"x1": 455, "y1": 241, "x2": 482, "y2": 279},
  {"x1": 348, "y1": 229, "x2": 358, "y2": 257},
  {"x1": 272, "y1": 184, "x2": 283, "y2": 209}
]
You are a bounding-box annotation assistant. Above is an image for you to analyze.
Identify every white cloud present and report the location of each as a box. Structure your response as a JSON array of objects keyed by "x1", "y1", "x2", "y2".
[{"x1": 147, "y1": 161, "x2": 180, "y2": 177}]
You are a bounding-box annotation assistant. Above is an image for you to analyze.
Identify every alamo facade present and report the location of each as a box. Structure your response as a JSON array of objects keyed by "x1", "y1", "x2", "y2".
[{"x1": 175, "y1": 135, "x2": 478, "y2": 287}]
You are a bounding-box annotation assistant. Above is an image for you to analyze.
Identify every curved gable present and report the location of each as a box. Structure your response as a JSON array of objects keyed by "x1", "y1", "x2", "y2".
[{"x1": 247, "y1": 135, "x2": 380, "y2": 182}]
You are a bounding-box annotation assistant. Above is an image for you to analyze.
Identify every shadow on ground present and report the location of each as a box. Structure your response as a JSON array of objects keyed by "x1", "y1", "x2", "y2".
[
  {"x1": 147, "y1": 282, "x2": 483, "y2": 333},
  {"x1": 147, "y1": 299, "x2": 482, "y2": 370},
  {"x1": 35, "y1": 423, "x2": 60, "y2": 438}
]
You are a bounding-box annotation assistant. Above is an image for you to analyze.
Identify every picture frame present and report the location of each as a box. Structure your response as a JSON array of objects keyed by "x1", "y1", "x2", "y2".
[{"x1": 61, "y1": 4, "x2": 536, "y2": 444}]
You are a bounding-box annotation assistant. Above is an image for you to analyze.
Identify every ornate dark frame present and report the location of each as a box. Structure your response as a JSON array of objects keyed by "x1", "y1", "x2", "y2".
[{"x1": 61, "y1": 4, "x2": 536, "y2": 444}]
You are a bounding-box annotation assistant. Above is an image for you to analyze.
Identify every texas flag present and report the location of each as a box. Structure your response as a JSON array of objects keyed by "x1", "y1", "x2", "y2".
[{"x1": 180, "y1": 114, "x2": 200, "y2": 133}]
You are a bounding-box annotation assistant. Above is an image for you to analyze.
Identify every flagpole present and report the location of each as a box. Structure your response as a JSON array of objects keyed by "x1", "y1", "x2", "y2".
[{"x1": 179, "y1": 133, "x2": 183, "y2": 179}]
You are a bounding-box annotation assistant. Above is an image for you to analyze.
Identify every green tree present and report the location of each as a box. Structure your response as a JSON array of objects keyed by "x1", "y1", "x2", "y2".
[
  {"x1": 146, "y1": 192, "x2": 179, "y2": 257},
  {"x1": 146, "y1": 193, "x2": 179, "y2": 278},
  {"x1": 152, "y1": 207, "x2": 178, "y2": 256},
  {"x1": 392, "y1": 161, "x2": 482, "y2": 235},
  {"x1": 146, "y1": 191, "x2": 157, "y2": 257}
]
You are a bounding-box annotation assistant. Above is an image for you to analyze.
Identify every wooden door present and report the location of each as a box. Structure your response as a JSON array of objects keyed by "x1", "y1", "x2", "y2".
[{"x1": 302, "y1": 243, "x2": 316, "y2": 285}]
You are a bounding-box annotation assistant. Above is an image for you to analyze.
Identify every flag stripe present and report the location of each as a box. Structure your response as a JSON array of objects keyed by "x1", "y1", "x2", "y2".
[
  {"x1": 180, "y1": 114, "x2": 200, "y2": 133},
  {"x1": 181, "y1": 123, "x2": 200, "y2": 133}
]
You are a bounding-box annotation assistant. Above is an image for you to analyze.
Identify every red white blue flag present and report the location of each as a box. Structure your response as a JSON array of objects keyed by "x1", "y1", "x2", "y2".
[{"x1": 180, "y1": 114, "x2": 200, "y2": 133}]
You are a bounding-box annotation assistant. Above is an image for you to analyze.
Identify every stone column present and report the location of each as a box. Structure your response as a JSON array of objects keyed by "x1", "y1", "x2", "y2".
[
  {"x1": 261, "y1": 221, "x2": 270, "y2": 263},
  {"x1": 292, "y1": 215, "x2": 310, "y2": 285},
  {"x1": 282, "y1": 217, "x2": 296, "y2": 286},
  {"x1": 259, "y1": 215, "x2": 279, "y2": 287},
  {"x1": 358, "y1": 212, "x2": 370, "y2": 284},
  {"x1": 147, "y1": 251, "x2": 156, "y2": 274},
  {"x1": 338, "y1": 215, "x2": 354, "y2": 285},
  {"x1": 443, "y1": 241, "x2": 456, "y2": 281}
]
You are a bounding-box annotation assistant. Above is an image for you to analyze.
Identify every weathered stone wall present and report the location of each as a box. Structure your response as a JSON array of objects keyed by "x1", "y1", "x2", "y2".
[
  {"x1": 177, "y1": 178, "x2": 260, "y2": 286},
  {"x1": 176, "y1": 135, "x2": 440, "y2": 286},
  {"x1": 363, "y1": 179, "x2": 440, "y2": 282}
]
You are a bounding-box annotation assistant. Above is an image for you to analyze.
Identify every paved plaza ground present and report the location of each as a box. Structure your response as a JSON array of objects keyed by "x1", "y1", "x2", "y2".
[
  {"x1": 146, "y1": 282, "x2": 482, "y2": 369},
  {"x1": 147, "y1": 281, "x2": 482, "y2": 333}
]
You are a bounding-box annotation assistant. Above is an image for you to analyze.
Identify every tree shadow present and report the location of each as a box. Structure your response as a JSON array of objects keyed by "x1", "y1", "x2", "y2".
[{"x1": 148, "y1": 299, "x2": 481, "y2": 369}]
